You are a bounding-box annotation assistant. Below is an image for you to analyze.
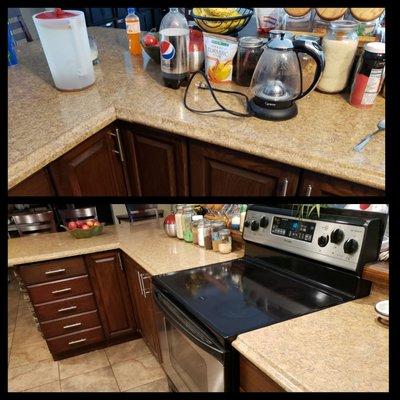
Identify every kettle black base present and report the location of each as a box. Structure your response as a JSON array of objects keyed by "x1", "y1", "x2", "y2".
[{"x1": 248, "y1": 98, "x2": 298, "y2": 121}]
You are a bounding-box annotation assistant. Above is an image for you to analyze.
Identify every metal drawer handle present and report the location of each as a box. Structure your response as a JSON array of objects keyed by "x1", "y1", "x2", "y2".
[
  {"x1": 45, "y1": 268, "x2": 66, "y2": 275},
  {"x1": 58, "y1": 305, "x2": 77, "y2": 312},
  {"x1": 63, "y1": 322, "x2": 82, "y2": 329},
  {"x1": 280, "y1": 178, "x2": 289, "y2": 197},
  {"x1": 305, "y1": 184, "x2": 312, "y2": 196},
  {"x1": 108, "y1": 128, "x2": 125, "y2": 163},
  {"x1": 52, "y1": 288, "x2": 72, "y2": 294},
  {"x1": 141, "y1": 274, "x2": 151, "y2": 298},
  {"x1": 68, "y1": 338, "x2": 87, "y2": 345}
]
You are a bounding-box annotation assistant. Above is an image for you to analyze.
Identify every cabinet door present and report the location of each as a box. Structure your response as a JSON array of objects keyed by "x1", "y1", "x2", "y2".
[
  {"x1": 9, "y1": 168, "x2": 56, "y2": 196},
  {"x1": 122, "y1": 253, "x2": 161, "y2": 361},
  {"x1": 85, "y1": 251, "x2": 136, "y2": 339},
  {"x1": 121, "y1": 123, "x2": 189, "y2": 196},
  {"x1": 298, "y1": 171, "x2": 385, "y2": 196},
  {"x1": 189, "y1": 141, "x2": 300, "y2": 196},
  {"x1": 49, "y1": 127, "x2": 127, "y2": 196}
]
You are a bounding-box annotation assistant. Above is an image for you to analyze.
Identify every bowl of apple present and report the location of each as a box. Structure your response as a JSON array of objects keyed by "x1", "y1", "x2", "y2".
[
  {"x1": 62, "y1": 219, "x2": 105, "y2": 239},
  {"x1": 140, "y1": 30, "x2": 160, "y2": 63}
]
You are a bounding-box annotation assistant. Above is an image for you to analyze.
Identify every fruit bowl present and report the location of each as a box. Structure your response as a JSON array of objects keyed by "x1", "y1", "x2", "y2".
[
  {"x1": 140, "y1": 31, "x2": 160, "y2": 63},
  {"x1": 61, "y1": 222, "x2": 105, "y2": 239}
]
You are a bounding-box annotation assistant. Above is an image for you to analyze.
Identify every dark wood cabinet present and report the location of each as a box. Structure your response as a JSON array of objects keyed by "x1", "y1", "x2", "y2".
[
  {"x1": 8, "y1": 168, "x2": 56, "y2": 196},
  {"x1": 189, "y1": 141, "x2": 300, "y2": 196},
  {"x1": 49, "y1": 126, "x2": 128, "y2": 196},
  {"x1": 298, "y1": 171, "x2": 385, "y2": 196},
  {"x1": 122, "y1": 252, "x2": 161, "y2": 361},
  {"x1": 121, "y1": 123, "x2": 189, "y2": 196},
  {"x1": 85, "y1": 251, "x2": 137, "y2": 340}
]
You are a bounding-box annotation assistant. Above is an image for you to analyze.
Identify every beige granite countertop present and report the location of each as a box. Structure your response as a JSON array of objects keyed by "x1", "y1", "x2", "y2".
[
  {"x1": 7, "y1": 219, "x2": 243, "y2": 275},
  {"x1": 233, "y1": 288, "x2": 389, "y2": 392},
  {"x1": 9, "y1": 27, "x2": 385, "y2": 190}
]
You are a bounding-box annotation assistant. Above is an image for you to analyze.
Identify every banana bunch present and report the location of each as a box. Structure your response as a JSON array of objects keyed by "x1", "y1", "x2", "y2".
[{"x1": 193, "y1": 8, "x2": 245, "y2": 34}]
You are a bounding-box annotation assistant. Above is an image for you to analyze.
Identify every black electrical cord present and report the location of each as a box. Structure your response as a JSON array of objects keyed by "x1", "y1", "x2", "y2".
[{"x1": 183, "y1": 70, "x2": 252, "y2": 117}]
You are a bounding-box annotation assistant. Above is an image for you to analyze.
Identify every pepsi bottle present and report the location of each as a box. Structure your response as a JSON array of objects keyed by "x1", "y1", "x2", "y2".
[{"x1": 159, "y1": 8, "x2": 189, "y2": 89}]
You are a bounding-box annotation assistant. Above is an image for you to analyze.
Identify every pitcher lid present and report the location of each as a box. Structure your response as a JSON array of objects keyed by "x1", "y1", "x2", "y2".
[
  {"x1": 35, "y1": 8, "x2": 78, "y2": 19},
  {"x1": 268, "y1": 33, "x2": 294, "y2": 50}
]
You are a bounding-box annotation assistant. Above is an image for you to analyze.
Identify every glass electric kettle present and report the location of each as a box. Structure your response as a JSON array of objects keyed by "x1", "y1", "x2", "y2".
[{"x1": 249, "y1": 33, "x2": 325, "y2": 120}]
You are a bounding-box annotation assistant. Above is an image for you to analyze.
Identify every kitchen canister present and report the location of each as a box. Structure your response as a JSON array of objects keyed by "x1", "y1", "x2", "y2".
[{"x1": 33, "y1": 8, "x2": 95, "y2": 91}]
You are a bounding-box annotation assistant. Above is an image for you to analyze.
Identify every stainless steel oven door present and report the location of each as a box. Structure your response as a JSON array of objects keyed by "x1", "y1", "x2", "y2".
[{"x1": 154, "y1": 289, "x2": 226, "y2": 392}]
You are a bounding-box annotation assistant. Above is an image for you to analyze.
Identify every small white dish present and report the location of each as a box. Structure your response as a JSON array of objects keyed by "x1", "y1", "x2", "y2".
[{"x1": 375, "y1": 300, "x2": 389, "y2": 321}]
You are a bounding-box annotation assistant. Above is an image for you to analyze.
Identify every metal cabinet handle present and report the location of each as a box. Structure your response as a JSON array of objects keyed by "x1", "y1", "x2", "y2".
[
  {"x1": 117, "y1": 252, "x2": 124, "y2": 272},
  {"x1": 68, "y1": 338, "x2": 87, "y2": 345},
  {"x1": 45, "y1": 268, "x2": 66, "y2": 275},
  {"x1": 305, "y1": 184, "x2": 312, "y2": 196},
  {"x1": 108, "y1": 128, "x2": 125, "y2": 163},
  {"x1": 137, "y1": 271, "x2": 144, "y2": 295},
  {"x1": 280, "y1": 178, "x2": 289, "y2": 196},
  {"x1": 63, "y1": 322, "x2": 82, "y2": 329},
  {"x1": 58, "y1": 305, "x2": 77, "y2": 312},
  {"x1": 141, "y1": 274, "x2": 151, "y2": 298},
  {"x1": 52, "y1": 287, "x2": 71, "y2": 294}
]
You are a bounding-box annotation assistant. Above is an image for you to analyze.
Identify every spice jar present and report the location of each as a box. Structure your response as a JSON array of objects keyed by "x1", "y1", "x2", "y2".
[
  {"x1": 211, "y1": 221, "x2": 225, "y2": 251},
  {"x1": 218, "y1": 229, "x2": 232, "y2": 254},
  {"x1": 317, "y1": 21, "x2": 359, "y2": 93},
  {"x1": 235, "y1": 37, "x2": 264, "y2": 87},
  {"x1": 198, "y1": 220, "x2": 212, "y2": 249},
  {"x1": 349, "y1": 42, "x2": 385, "y2": 108},
  {"x1": 175, "y1": 204, "x2": 184, "y2": 239},
  {"x1": 182, "y1": 206, "x2": 195, "y2": 243},
  {"x1": 191, "y1": 215, "x2": 203, "y2": 245}
]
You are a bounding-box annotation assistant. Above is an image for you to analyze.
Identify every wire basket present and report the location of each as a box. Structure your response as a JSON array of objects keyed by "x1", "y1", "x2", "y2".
[{"x1": 192, "y1": 8, "x2": 254, "y2": 35}]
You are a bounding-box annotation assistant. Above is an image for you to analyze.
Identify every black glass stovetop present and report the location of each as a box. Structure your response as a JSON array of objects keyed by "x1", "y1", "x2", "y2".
[{"x1": 153, "y1": 258, "x2": 348, "y2": 341}]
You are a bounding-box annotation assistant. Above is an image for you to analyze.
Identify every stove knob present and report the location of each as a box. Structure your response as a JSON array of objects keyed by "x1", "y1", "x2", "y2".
[
  {"x1": 317, "y1": 235, "x2": 329, "y2": 247},
  {"x1": 251, "y1": 220, "x2": 259, "y2": 231},
  {"x1": 259, "y1": 216, "x2": 269, "y2": 228},
  {"x1": 330, "y1": 229, "x2": 344, "y2": 244},
  {"x1": 344, "y1": 239, "x2": 359, "y2": 254},
  {"x1": 244, "y1": 220, "x2": 250, "y2": 228}
]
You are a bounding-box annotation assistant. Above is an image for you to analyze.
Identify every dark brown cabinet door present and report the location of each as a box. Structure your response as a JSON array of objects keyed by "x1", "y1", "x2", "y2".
[
  {"x1": 85, "y1": 251, "x2": 136, "y2": 340},
  {"x1": 49, "y1": 127, "x2": 127, "y2": 196},
  {"x1": 121, "y1": 123, "x2": 189, "y2": 196},
  {"x1": 189, "y1": 141, "x2": 300, "y2": 196},
  {"x1": 122, "y1": 252, "x2": 161, "y2": 361},
  {"x1": 298, "y1": 171, "x2": 385, "y2": 196},
  {"x1": 9, "y1": 168, "x2": 56, "y2": 196}
]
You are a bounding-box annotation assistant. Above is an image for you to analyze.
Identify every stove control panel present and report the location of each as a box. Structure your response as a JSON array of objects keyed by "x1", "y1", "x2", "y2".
[{"x1": 243, "y1": 210, "x2": 366, "y2": 272}]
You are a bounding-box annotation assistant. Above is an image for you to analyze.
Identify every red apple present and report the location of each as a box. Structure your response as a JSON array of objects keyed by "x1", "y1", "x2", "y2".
[
  {"x1": 75, "y1": 220, "x2": 83, "y2": 228},
  {"x1": 67, "y1": 221, "x2": 77, "y2": 230},
  {"x1": 86, "y1": 219, "x2": 95, "y2": 227},
  {"x1": 82, "y1": 224, "x2": 89, "y2": 230},
  {"x1": 93, "y1": 221, "x2": 101, "y2": 226},
  {"x1": 143, "y1": 33, "x2": 159, "y2": 47}
]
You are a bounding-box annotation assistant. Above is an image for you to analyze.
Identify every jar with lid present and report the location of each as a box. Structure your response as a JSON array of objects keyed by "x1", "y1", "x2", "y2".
[
  {"x1": 218, "y1": 229, "x2": 232, "y2": 254},
  {"x1": 191, "y1": 215, "x2": 203, "y2": 245},
  {"x1": 235, "y1": 37, "x2": 264, "y2": 87},
  {"x1": 182, "y1": 206, "x2": 195, "y2": 243},
  {"x1": 175, "y1": 204, "x2": 184, "y2": 239},
  {"x1": 312, "y1": 8, "x2": 347, "y2": 35},
  {"x1": 198, "y1": 220, "x2": 212, "y2": 249},
  {"x1": 317, "y1": 21, "x2": 359, "y2": 93},
  {"x1": 211, "y1": 221, "x2": 225, "y2": 251},
  {"x1": 281, "y1": 8, "x2": 313, "y2": 32}
]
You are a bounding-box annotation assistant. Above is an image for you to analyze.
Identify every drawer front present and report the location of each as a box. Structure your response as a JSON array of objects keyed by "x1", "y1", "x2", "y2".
[
  {"x1": 34, "y1": 293, "x2": 97, "y2": 322},
  {"x1": 28, "y1": 275, "x2": 92, "y2": 304},
  {"x1": 17, "y1": 257, "x2": 87, "y2": 286},
  {"x1": 40, "y1": 310, "x2": 101, "y2": 338},
  {"x1": 46, "y1": 326, "x2": 104, "y2": 355}
]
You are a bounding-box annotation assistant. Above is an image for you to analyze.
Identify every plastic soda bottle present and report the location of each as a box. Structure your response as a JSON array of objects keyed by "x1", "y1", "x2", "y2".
[{"x1": 126, "y1": 8, "x2": 141, "y2": 55}]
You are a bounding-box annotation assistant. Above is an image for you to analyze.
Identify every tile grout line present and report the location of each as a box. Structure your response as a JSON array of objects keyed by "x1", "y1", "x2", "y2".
[{"x1": 104, "y1": 348, "x2": 121, "y2": 392}]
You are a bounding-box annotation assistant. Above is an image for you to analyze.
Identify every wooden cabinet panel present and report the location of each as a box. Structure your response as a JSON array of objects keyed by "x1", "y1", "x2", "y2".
[
  {"x1": 121, "y1": 123, "x2": 189, "y2": 196},
  {"x1": 189, "y1": 141, "x2": 299, "y2": 196},
  {"x1": 298, "y1": 171, "x2": 385, "y2": 196},
  {"x1": 8, "y1": 168, "x2": 56, "y2": 196},
  {"x1": 239, "y1": 355, "x2": 285, "y2": 392},
  {"x1": 122, "y1": 252, "x2": 161, "y2": 361},
  {"x1": 49, "y1": 127, "x2": 127, "y2": 196},
  {"x1": 85, "y1": 251, "x2": 136, "y2": 339}
]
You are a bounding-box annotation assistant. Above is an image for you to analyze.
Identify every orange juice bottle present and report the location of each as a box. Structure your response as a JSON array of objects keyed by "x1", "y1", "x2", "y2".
[{"x1": 126, "y1": 8, "x2": 141, "y2": 55}]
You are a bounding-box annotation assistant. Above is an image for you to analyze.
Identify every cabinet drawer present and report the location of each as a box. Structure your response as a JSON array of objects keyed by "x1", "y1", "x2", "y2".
[
  {"x1": 40, "y1": 310, "x2": 101, "y2": 338},
  {"x1": 17, "y1": 257, "x2": 87, "y2": 285},
  {"x1": 46, "y1": 326, "x2": 104, "y2": 355},
  {"x1": 28, "y1": 275, "x2": 92, "y2": 304},
  {"x1": 34, "y1": 293, "x2": 97, "y2": 322}
]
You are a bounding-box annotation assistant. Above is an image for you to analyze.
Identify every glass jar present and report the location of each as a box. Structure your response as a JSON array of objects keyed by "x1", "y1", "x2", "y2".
[
  {"x1": 317, "y1": 21, "x2": 359, "y2": 93},
  {"x1": 182, "y1": 206, "x2": 195, "y2": 243},
  {"x1": 218, "y1": 229, "x2": 232, "y2": 254},
  {"x1": 282, "y1": 9, "x2": 313, "y2": 32},
  {"x1": 235, "y1": 37, "x2": 265, "y2": 87},
  {"x1": 211, "y1": 221, "x2": 225, "y2": 251},
  {"x1": 198, "y1": 220, "x2": 211, "y2": 249},
  {"x1": 175, "y1": 205, "x2": 184, "y2": 239},
  {"x1": 191, "y1": 215, "x2": 203, "y2": 245}
]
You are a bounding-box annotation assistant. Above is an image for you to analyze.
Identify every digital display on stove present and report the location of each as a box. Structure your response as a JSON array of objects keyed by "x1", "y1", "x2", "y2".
[{"x1": 271, "y1": 217, "x2": 316, "y2": 242}]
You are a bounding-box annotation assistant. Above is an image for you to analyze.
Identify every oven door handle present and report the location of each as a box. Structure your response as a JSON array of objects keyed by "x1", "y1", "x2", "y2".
[{"x1": 154, "y1": 290, "x2": 225, "y2": 361}]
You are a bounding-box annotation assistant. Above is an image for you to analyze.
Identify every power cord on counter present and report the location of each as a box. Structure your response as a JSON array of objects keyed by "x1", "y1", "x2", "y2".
[{"x1": 183, "y1": 70, "x2": 252, "y2": 118}]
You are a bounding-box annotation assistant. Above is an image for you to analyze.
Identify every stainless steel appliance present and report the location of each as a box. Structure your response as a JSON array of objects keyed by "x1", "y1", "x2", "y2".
[{"x1": 153, "y1": 205, "x2": 383, "y2": 392}]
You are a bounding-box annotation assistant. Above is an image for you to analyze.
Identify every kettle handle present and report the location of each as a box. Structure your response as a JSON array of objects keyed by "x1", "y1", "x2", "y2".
[
  {"x1": 292, "y1": 39, "x2": 325, "y2": 100},
  {"x1": 70, "y1": 17, "x2": 87, "y2": 77}
]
